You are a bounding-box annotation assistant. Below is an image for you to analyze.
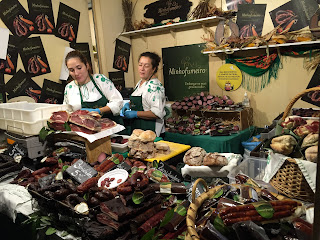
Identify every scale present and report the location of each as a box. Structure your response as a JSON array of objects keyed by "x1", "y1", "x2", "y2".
[{"x1": 5, "y1": 131, "x2": 46, "y2": 160}]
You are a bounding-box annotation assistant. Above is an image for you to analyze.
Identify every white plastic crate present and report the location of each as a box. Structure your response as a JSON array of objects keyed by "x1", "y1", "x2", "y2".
[
  {"x1": 0, "y1": 102, "x2": 69, "y2": 122},
  {"x1": 0, "y1": 118, "x2": 48, "y2": 136},
  {"x1": 227, "y1": 157, "x2": 268, "y2": 183},
  {"x1": 111, "y1": 134, "x2": 130, "y2": 153}
]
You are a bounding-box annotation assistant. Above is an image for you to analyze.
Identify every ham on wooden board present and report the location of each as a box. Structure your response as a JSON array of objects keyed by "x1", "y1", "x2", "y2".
[
  {"x1": 49, "y1": 111, "x2": 69, "y2": 124},
  {"x1": 69, "y1": 114, "x2": 102, "y2": 132},
  {"x1": 48, "y1": 109, "x2": 117, "y2": 134}
]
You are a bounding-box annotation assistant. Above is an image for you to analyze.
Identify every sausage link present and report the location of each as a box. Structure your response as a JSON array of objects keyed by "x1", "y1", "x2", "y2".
[{"x1": 77, "y1": 177, "x2": 98, "y2": 193}]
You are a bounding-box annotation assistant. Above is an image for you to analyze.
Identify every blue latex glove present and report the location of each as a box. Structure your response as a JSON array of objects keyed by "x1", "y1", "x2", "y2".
[
  {"x1": 124, "y1": 110, "x2": 138, "y2": 119},
  {"x1": 81, "y1": 108, "x2": 101, "y2": 114},
  {"x1": 121, "y1": 102, "x2": 131, "y2": 115}
]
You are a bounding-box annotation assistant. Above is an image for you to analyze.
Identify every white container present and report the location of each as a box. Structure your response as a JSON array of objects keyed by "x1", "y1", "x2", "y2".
[
  {"x1": 0, "y1": 118, "x2": 48, "y2": 136},
  {"x1": 110, "y1": 134, "x2": 130, "y2": 153},
  {"x1": 0, "y1": 102, "x2": 69, "y2": 122},
  {"x1": 227, "y1": 157, "x2": 268, "y2": 183}
]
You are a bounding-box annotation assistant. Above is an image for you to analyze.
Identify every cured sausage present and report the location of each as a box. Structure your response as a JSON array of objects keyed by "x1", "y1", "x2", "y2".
[
  {"x1": 137, "y1": 209, "x2": 169, "y2": 235},
  {"x1": 117, "y1": 181, "x2": 133, "y2": 195},
  {"x1": 130, "y1": 172, "x2": 148, "y2": 189},
  {"x1": 77, "y1": 177, "x2": 98, "y2": 193},
  {"x1": 31, "y1": 167, "x2": 51, "y2": 176}
]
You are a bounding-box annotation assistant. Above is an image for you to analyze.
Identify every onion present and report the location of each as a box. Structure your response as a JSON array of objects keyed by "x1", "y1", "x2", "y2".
[{"x1": 222, "y1": 95, "x2": 229, "y2": 101}]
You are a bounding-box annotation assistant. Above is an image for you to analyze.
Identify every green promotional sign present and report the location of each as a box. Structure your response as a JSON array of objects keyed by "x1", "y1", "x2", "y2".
[{"x1": 162, "y1": 43, "x2": 209, "y2": 101}]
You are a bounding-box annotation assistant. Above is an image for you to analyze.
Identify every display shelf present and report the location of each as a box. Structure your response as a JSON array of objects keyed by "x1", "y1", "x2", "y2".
[
  {"x1": 203, "y1": 40, "x2": 320, "y2": 54},
  {"x1": 120, "y1": 16, "x2": 224, "y2": 37}
]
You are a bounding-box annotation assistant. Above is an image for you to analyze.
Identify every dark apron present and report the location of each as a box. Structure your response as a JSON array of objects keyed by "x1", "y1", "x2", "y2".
[
  {"x1": 79, "y1": 75, "x2": 124, "y2": 125},
  {"x1": 124, "y1": 86, "x2": 156, "y2": 135}
]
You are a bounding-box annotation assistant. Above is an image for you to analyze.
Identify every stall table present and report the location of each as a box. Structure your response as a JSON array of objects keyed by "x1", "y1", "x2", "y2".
[{"x1": 164, "y1": 126, "x2": 255, "y2": 154}]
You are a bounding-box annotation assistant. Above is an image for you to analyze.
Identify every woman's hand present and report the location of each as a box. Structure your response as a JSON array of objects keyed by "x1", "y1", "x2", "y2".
[
  {"x1": 124, "y1": 110, "x2": 138, "y2": 119},
  {"x1": 81, "y1": 108, "x2": 101, "y2": 114},
  {"x1": 121, "y1": 102, "x2": 131, "y2": 115}
]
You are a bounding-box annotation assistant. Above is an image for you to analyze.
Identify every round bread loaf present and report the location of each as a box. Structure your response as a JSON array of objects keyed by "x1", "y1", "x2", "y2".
[
  {"x1": 183, "y1": 147, "x2": 207, "y2": 166},
  {"x1": 203, "y1": 153, "x2": 228, "y2": 166},
  {"x1": 132, "y1": 129, "x2": 144, "y2": 137},
  {"x1": 305, "y1": 145, "x2": 318, "y2": 163},
  {"x1": 139, "y1": 130, "x2": 156, "y2": 142}
]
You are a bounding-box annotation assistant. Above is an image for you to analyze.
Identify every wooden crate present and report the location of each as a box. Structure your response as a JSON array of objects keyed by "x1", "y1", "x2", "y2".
[
  {"x1": 53, "y1": 133, "x2": 111, "y2": 163},
  {"x1": 173, "y1": 107, "x2": 253, "y2": 130}
]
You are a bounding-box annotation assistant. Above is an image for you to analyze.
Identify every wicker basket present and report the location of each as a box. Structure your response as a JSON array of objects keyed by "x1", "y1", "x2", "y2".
[
  {"x1": 269, "y1": 87, "x2": 320, "y2": 203},
  {"x1": 270, "y1": 158, "x2": 314, "y2": 202},
  {"x1": 186, "y1": 178, "x2": 221, "y2": 240},
  {"x1": 185, "y1": 178, "x2": 287, "y2": 240}
]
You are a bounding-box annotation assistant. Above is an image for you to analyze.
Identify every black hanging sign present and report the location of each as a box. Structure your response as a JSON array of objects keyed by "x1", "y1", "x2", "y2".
[
  {"x1": 55, "y1": 3, "x2": 80, "y2": 43},
  {"x1": 269, "y1": 0, "x2": 318, "y2": 33},
  {"x1": 28, "y1": 0, "x2": 55, "y2": 35},
  {"x1": 113, "y1": 39, "x2": 130, "y2": 72},
  {"x1": 66, "y1": 159, "x2": 97, "y2": 184},
  {"x1": 154, "y1": 160, "x2": 184, "y2": 183},
  {"x1": 0, "y1": 35, "x2": 19, "y2": 76},
  {"x1": 19, "y1": 36, "x2": 51, "y2": 77},
  {"x1": 5, "y1": 69, "x2": 42, "y2": 102},
  {"x1": 6, "y1": 142, "x2": 27, "y2": 159},
  {"x1": 109, "y1": 71, "x2": 125, "y2": 91},
  {"x1": 302, "y1": 65, "x2": 320, "y2": 107},
  {"x1": 237, "y1": 4, "x2": 266, "y2": 38},
  {"x1": 69, "y1": 42, "x2": 92, "y2": 68},
  {"x1": 0, "y1": 0, "x2": 34, "y2": 41},
  {"x1": 144, "y1": 0, "x2": 192, "y2": 24},
  {"x1": 39, "y1": 79, "x2": 65, "y2": 104}
]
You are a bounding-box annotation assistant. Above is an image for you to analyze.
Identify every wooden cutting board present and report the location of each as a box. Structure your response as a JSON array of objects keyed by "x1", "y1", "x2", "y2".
[{"x1": 144, "y1": 140, "x2": 191, "y2": 162}]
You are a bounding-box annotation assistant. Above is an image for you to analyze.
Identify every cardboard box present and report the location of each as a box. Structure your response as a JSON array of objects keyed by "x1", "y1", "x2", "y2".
[{"x1": 54, "y1": 133, "x2": 111, "y2": 163}]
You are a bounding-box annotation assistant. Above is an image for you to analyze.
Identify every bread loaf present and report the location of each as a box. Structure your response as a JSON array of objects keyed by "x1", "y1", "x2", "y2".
[
  {"x1": 301, "y1": 133, "x2": 318, "y2": 148},
  {"x1": 203, "y1": 153, "x2": 228, "y2": 166},
  {"x1": 183, "y1": 147, "x2": 207, "y2": 166},
  {"x1": 128, "y1": 129, "x2": 156, "y2": 159},
  {"x1": 270, "y1": 135, "x2": 297, "y2": 155},
  {"x1": 155, "y1": 142, "x2": 171, "y2": 155},
  {"x1": 305, "y1": 146, "x2": 318, "y2": 163}
]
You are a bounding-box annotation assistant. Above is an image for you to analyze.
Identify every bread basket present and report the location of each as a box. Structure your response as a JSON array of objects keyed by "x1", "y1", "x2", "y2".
[
  {"x1": 269, "y1": 87, "x2": 320, "y2": 202},
  {"x1": 185, "y1": 178, "x2": 286, "y2": 240}
]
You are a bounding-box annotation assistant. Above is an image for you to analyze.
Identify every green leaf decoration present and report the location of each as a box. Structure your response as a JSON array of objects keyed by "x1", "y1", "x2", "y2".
[
  {"x1": 112, "y1": 157, "x2": 120, "y2": 164},
  {"x1": 160, "y1": 208, "x2": 174, "y2": 228},
  {"x1": 60, "y1": 231, "x2": 69, "y2": 237},
  {"x1": 152, "y1": 160, "x2": 159, "y2": 169},
  {"x1": 40, "y1": 218, "x2": 51, "y2": 226},
  {"x1": 213, "y1": 216, "x2": 229, "y2": 235},
  {"x1": 212, "y1": 188, "x2": 223, "y2": 199},
  {"x1": 62, "y1": 165, "x2": 69, "y2": 171},
  {"x1": 175, "y1": 205, "x2": 187, "y2": 216},
  {"x1": 252, "y1": 201, "x2": 274, "y2": 219},
  {"x1": 132, "y1": 191, "x2": 145, "y2": 204},
  {"x1": 83, "y1": 193, "x2": 89, "y2": 201},
  {"x1": 45, "y1": 227, "x2": 56, "y2": 235},
  {"x1": 64, "y1": 122, "x2": 71, "y2": 131},
  {"x1": 141, "y1": 227, "x2": 156, "y2": 240},
  {"x1": 58, "y1": 159, "x2": 63, "y2": 164},
  {"x1": 39, "y1": 127, "x2": 50, "y2": 141}
]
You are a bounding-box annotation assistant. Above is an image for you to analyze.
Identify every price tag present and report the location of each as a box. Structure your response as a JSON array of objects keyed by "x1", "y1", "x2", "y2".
[
  {"x1": 66, "y1": 159, "x2": 97, "y2": 183},
  {"x1": 6, "y1": 142, "x2": 27, "y2": 159},
  {"x1": 38, "y1": 173, "x2": 56, "y2": 188},
  {"x1": 155, "y1": 160, "x2": 184, "y2": 183}
]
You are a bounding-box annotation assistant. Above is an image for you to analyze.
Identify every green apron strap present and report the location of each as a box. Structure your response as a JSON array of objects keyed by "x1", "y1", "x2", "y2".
[{"x1": 79, "y1": 75, "x2": 124, "y2": 125}]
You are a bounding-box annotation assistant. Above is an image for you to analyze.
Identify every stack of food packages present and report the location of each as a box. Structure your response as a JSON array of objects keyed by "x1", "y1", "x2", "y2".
[
  {"x1": 166, "y1": 93, "x2": 242, "y2": 136},
  {"x1": 269, "y1": 115, "x2": 319, "y2": 162},
  {"x1": 8, "y1": 128, "x2": 313, "y2": 239}
]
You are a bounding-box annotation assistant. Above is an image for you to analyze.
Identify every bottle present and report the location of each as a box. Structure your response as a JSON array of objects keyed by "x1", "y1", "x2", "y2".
[{"x1": 242, "y1": 92, "x2": 250, "y2": 108}]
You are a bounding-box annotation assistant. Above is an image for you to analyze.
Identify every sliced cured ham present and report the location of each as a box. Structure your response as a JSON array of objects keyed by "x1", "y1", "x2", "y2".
[
  {"x1": 70, "y1": 109, "x2": 101, "y2": 119},
  {"x1": 49, "y1": 111, "x2": 69, "y2": 123},
  {"x1": 69, "y1": 114, "x2": 102, "y2": 132},
  {"x1": 98, "y1": 118, "x2": 116, "y2": 130},
  {"x1": 69, "y1": 124, "x2": 96, "y2": 134},
  {"x1": 48, "y1": 122, "x2": 66, "y2": 131}
]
